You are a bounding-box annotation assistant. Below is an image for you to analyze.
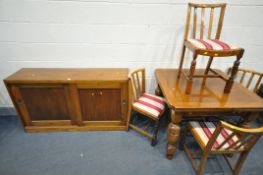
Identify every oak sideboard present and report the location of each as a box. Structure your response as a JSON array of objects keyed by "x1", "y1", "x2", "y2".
[{"x1": 4, "y1": 68, "x2": 130, "y2": 132}]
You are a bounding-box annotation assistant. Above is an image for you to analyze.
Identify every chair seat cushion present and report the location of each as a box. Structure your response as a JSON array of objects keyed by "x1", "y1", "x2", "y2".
[
  {"x1": 187, "y1": 39, "x2": 239, "y2": 51},
  {"x1": 133, "y1": 93, "x2": 165, "y2": 118},
  {"x1": 189, "y1": 121, "x2": 241, "y2": 150}
]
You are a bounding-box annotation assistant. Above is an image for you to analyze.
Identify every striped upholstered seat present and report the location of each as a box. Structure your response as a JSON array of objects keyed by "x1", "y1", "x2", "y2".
[
  {"x1": 189, "y1": 121, "x2": 241, "y2": 150},
  {"x1": 186, "y1": 39, "x2": 240, "y2": 51},
  {"x1": 133, "y1": 93, "x2": 165, "y2": 119}
]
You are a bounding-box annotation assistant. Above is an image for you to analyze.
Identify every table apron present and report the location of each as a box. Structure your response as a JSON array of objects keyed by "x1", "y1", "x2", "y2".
[{"x1": 173, "y1": 111, "x2": 260, "y2": 117}]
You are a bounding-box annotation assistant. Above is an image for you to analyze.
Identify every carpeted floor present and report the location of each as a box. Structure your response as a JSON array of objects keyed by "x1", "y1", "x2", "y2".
[{"x1": 0, "y1": 109, "x2": 263, "y2": 175}]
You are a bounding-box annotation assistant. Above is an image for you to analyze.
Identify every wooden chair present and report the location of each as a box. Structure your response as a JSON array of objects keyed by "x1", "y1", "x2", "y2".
[
  {"x1": 178, "y1": 3, "x2": 244, "y2": 94},
  {"x1": 227, "y1": 68, "x2": 263, "y2": 123},
  {"x1": 184, "y1": 121, "x2": 263, "y2": 175},
  {"x1": 227, "y1": 68, "x2": 263, "y2": 93},
  {"x1": 129, "y1": 68, "x2": 166, "y2": 146}
]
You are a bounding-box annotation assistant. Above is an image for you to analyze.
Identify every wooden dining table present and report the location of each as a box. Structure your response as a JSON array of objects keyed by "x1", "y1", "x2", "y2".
[{"x1": 155, "y1": 68, "x2": 263, "y2": 159}]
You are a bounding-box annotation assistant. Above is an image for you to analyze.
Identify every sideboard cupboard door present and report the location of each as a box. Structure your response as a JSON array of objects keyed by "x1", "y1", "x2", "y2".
[
  {"x1": 10, "y1": 85, "x2": 72, "y2": 126},
  {"x1": 78, "y1": 89, "x2": 121, "y2": 121}
]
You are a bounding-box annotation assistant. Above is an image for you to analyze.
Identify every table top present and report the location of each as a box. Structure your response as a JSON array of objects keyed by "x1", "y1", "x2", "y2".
[
  {"x1": 155, "y1": 69, "x2": 263, "y2": 113},
  {"x1": 4, "y1": 68, "x2": 129, "y2": 84}
]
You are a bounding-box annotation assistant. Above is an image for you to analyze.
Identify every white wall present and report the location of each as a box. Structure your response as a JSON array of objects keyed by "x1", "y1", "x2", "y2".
[{"x1": 0, "y1": 0, "x2": 263, "y2": 107}]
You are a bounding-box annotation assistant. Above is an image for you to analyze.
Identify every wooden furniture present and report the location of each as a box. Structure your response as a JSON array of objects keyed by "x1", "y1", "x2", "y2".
[
  {"x1": 227, "y1": 68, "x2": 263, "y2": 93},
  {"x1": 4, "y1": 68, "x2": 130, "y2": 132},
  {"x1": 184, "y1": 121, "x2": 263, "y2": 175},
  {"x1": 227, "y1": 68, "x2": 263, "y2": 123},
  {"x1": 155, "y1": 68, "x2": 263, "y2": 159},
  {"x1": 129, "y1": 68, "x2": 166, "y2": 146},
  {"x1": 178, "y1": 3, "x2": 244, "y2": 94}
]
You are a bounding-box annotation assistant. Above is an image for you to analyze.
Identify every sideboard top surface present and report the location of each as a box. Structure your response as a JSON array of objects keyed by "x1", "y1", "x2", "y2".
[{"x1": 4, "y1": 68, "x2": 129, "y2": 84}]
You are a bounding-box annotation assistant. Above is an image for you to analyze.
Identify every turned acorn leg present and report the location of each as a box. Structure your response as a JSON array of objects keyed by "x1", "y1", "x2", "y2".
[{"x1": 166, "y1": 110, "x2": 182, "y2": 159}]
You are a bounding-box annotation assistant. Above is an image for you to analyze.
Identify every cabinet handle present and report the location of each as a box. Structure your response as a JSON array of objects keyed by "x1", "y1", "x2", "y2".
[
  {"x1": 100, "y1": 91, "x2": 103, "y2": 96},
  {"x1": 91, "y1": 92, "x2": 95, "y2": 96}
]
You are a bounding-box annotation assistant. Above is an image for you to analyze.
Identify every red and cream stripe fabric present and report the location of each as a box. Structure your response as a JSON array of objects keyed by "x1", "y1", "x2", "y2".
[
  {"x1": 133, "y1": 93, "x2": 165, "y2": 118},
  {"x1": 187, "y1": 39, "x2": 239, "y2": 51},
  {"x1": 190, "y1": 121, "x2": 240, "y2": 150}
]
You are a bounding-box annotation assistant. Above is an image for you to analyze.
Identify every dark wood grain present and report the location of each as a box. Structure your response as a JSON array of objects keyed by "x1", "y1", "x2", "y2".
[
  {"x1": 20, "y1": 86, "x2": 70, "y2": 121},
  {"x1": 79, "y1": 89, "x2": 121, "y2": 121}
]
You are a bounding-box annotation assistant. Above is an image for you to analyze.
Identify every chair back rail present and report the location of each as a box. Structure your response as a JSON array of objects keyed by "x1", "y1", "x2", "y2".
[
  {"x1": 206, "y1": 121, "x2": 263, "y2": 153},
  {"x1": 184, "y1": 3, "x2": 226, "y2": 40},
  {"x1": 227, "y1": 68, "x2": 263, "y2": 92},
  {"x1": 130, "y1": 68, "x2": 145, "y2": 101}
]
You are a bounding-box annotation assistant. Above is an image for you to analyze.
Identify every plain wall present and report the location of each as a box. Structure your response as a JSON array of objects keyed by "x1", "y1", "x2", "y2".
[{"x1": 0, "y1": 0, "x2": 263, "y2": 106}]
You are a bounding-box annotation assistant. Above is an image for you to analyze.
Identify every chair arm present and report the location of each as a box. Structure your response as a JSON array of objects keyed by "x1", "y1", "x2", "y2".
[{"x1": 220, "y1": 121, "x2": 263, "y2": 134}]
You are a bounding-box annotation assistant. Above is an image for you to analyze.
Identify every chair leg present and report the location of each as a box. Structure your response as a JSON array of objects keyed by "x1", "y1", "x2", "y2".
[
  {"x1": 179, "y1": 121, "x2": 187, "y2": 150},
  {"x1": 224, "y1": 55, "x2": 242, "y2": 93},
  {"x1": 232, "y1": 151, "x2": 249, "y2": 175},
  {"x1": 204, "y1": 56, "x2": 213, "y2": 74},
  {"x1": 186, "y1": 54, "x2": 198, "y2": 94},
  {"x1": 178, "y1": 45, "x2": 186, "y2": 77},
  {"x1": 128, "y1": 111, "x2": 136, "y2": 131},
  {"x1": 151, "y1": 119, "x2": 161, "y2": 146},
  {"x1": 197, "y1": 152, "x2": 209, "y2": 175}
]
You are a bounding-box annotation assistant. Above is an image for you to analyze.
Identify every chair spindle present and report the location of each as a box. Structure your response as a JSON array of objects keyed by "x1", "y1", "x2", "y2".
[
  {"x1": 193, "y1": 7, "x2": 197, "y2": 39},
  {"x1": 208, "y1": 8, "x2": 214, "y2": 39},
  {"x1": 200, "y1": 8, "x2": 205, "y2": 39},
  {"x1": 254, "y1": 75, "x2": 263, "y2": 92},
  {"x1": 246, "y1": 73, "x2": 255, "y2": 89}
]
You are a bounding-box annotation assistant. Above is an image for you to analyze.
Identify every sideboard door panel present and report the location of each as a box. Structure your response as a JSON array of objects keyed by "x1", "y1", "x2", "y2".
[
  {"x1": 19, "y1": 86, "x2": 70, "y2": 121},
  {"x1": 78, "y1": 88, "x2": 121, "y2": 121},
  {"x1": 78, "y1": 89, "x2": 96, "y2": 121},
  {"x1": 95, "y1": 89, "x2": 121, "y2": 121}
]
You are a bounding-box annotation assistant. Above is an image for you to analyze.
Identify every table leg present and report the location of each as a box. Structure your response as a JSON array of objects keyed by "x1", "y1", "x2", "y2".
[{"x1": 166, "y1": 110, "x2": 182, "y2": 159}]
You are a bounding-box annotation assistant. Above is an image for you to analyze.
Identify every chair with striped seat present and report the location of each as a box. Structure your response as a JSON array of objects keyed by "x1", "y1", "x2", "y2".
[
  {"x1": 178, "y1": 3, "x2": 244, "y2": 94},
  {"x1": 184, "y1": 121, "x2": 263, "y2": 175},
  {"x1": 129, "y1": 68, "x2": 166, "y2": 146}
]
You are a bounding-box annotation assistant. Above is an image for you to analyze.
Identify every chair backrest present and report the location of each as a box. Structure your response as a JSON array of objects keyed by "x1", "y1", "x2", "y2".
[
  {"x1": 130, "y1": 68, "x2": 145, "y2": 101},
  {"x1": 183, "y1": 3, "x2": 226, "y2": 41},
  {"x1": 227, "y1": 68, "x2": 263, "y2": 93},
  {"x1": 207, "y1": 121, "x2": 263, "y2": 152}
]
